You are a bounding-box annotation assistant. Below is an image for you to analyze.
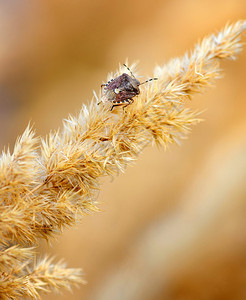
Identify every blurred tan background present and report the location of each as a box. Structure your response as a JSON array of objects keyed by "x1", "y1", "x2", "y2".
[{"x1": 1, "y1": 1, "x2": 246, "y2": 299}]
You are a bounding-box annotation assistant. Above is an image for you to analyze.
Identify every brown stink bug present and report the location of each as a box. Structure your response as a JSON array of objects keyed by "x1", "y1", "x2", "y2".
[{"x1": 98, "y1": 64, "x2": 157, "y2": 111}]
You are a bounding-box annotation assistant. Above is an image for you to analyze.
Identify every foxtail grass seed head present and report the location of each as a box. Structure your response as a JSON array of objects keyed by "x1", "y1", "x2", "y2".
[{"x1": 0, "y1": 20, "x2": 245, "y2": 299}]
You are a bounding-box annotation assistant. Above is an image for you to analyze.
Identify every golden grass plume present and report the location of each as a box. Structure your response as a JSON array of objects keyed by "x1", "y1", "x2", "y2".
[{"x1": 0, "y1": 20, "x2": 245, "y2": 298}]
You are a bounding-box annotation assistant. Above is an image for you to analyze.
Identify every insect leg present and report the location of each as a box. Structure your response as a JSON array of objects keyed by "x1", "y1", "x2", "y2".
[
  {"x1": 101, "y1": 84, "x2": 106, "y2": 93},
  {"x1": 123, "y1": 99, "x2": 134, "y2": 113},
  {"x1": 98, "y1": 84, "x2": 107, "y2": 105},
  {"x1": 110, "y1": 105, "x2": 116, "y2": 111}
]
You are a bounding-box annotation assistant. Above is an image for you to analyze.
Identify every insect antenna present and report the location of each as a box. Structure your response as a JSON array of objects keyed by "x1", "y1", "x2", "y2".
[
  {"x1": 123, "y1": 64, "x2": 136, "y2": 78},
  {"x1": 140, "y1": 77, "x2": 158, "y2": 85}
]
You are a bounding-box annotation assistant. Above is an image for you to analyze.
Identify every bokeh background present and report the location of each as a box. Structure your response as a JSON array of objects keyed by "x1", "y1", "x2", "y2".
[{"x1": 1, "y1": 1, "x2": 246, "y2": 299}]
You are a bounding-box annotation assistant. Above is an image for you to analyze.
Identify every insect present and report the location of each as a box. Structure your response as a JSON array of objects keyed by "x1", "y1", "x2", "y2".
[{"x1": 98, "y1": 64, "x2": 157, "y2": 111}]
